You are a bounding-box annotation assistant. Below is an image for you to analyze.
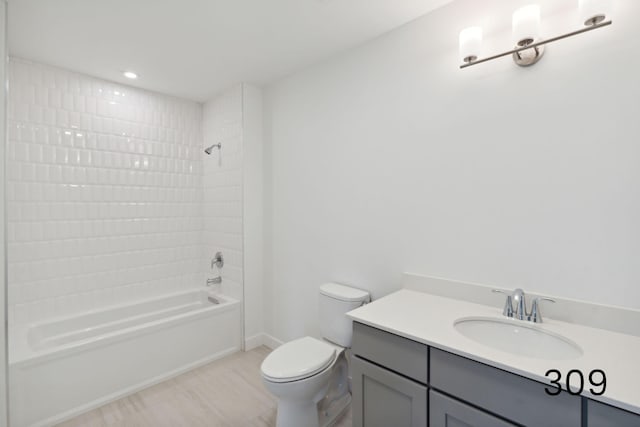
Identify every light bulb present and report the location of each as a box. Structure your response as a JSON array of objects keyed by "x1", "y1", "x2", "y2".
[
  {"x1": 459, "y1": 27, "x2": 483, "y2": 63},
  {"x1": 579, "y1": 0, "x2": 611, "y2": 26},
  {"x1": 513, "y1": 4, "x2": 541, "y2": 46}
]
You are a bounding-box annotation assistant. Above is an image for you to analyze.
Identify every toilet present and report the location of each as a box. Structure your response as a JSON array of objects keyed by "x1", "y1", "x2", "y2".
[{"x1": 260, "y1": 283, "x2": 370, "y2": 427}]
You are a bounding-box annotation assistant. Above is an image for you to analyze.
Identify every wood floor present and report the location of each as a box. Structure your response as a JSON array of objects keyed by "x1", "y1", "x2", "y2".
[{"x1": 57, "y1": 346, "x2": 353, "y2": 427}]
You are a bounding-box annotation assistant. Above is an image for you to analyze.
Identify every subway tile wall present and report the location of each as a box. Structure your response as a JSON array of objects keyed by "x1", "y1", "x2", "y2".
[
  {"x1": 202, "y1": 86, "x2": 244, "y2": 301},
  {"x1": 7, "y1": 59, "x2": 204, "y2": 326}
]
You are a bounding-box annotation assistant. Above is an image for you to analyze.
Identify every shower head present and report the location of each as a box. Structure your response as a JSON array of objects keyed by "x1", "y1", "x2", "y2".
[{"x1": 204, "y1": 143, "x2": 221, "y2": 155}]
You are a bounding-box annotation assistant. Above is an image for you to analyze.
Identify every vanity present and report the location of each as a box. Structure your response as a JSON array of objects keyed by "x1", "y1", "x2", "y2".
[{"x1": 347, "y1": 276, "x2": 640, "y2": 427}]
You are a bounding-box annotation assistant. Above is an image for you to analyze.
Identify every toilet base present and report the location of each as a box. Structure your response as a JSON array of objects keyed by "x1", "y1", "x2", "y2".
[
  {"x1": 318, "y1": 392, "x2": 351, "y2": 427},
  {"x1": 274, "y1": 391, "x2": 351, "y2": 427},
  {"x1": 275, "y1": 399, "x2": 322, "y2": 427}
]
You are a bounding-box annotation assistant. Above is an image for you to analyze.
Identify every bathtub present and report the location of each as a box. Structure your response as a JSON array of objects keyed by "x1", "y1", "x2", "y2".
[{"x1": 9, "y1": 289, "x2": 242, "y2": 427}]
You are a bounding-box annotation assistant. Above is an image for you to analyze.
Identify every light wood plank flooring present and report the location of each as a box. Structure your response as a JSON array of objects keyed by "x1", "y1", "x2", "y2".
[{"x1": 57, "y1": 346, "x2": 352, "y2": 427}]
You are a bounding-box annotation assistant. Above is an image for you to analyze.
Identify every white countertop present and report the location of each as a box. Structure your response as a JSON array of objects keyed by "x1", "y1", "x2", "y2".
[{"x1": 347, "y1": 289, "x2": 640, "y2": 415}]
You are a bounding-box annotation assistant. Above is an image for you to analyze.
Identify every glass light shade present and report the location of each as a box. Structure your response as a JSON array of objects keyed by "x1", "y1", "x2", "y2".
[
  {"x1": 512, "y1": 4, "x2": 541, "y2": 46},
  {"x1": 459, "y1": 27, "x2": 483, "y2": 63},
  {"x1": 579, "y1": 0, "x2": 611, "y2": 26}
]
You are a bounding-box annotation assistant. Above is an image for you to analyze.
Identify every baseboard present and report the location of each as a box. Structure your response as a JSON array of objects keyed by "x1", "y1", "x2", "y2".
[
  {"x1": 244, "y1": 333, "x2": 265, "y2": 351},
  {"x1": 262, "y1": 333, "x2": 284, "y2": 350},
  {"x1": 244, "y1": 333, "x2": 283, "y2": 350},
  {"x1": 36, "y1": 346, "x2": 240, "y2": 427}
]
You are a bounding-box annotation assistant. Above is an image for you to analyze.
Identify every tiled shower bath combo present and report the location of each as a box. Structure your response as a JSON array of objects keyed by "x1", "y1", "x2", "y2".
[{"x1": 6, "y1": 59, "x2": 243, "y2": 426}]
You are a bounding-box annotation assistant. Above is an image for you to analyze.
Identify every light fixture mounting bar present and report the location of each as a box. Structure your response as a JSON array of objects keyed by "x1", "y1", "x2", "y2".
[{"x1": 460, "y1": 20, "x2": 612, "y2": 69}]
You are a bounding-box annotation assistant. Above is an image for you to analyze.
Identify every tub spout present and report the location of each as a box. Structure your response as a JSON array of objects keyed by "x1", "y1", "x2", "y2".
[{"x1": 207, "y1": 277, "x2": 222, "y2": 286}]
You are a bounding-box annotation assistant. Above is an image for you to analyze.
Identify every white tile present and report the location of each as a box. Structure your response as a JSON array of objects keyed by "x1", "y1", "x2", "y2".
[
  {"x1": 8, "y1": 61, "x2": 248, "y2": 328},
  {"x1": 8, "y1": 59, "x2": 206, "y2": 325}
]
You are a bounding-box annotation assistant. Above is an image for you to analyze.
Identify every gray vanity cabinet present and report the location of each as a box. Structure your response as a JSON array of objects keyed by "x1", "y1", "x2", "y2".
[
  {"x1": 352, "y1": 322, "x2": 583, "y2": 427},
  {"x1": 352, "y1": 322, "x2": 640, "y2": 426},
  {"x1": 352, "y1": 322, "x2": 429, "y2": 427},
  {"x1": 430, "y1": 348, "x2": 581, "y2": 427},
  {"x1": 429, "y1": 390, "x2": 516, "y2": 427},
  {"x1": 587, "y1": 400, "x2": 640, "y2": 427},
  {"x1": 352, "y1": 356, "x2": 427, "y2": 427},
  {"x1": 352, "y1": 321, "x2": 428, "y2": 383}
]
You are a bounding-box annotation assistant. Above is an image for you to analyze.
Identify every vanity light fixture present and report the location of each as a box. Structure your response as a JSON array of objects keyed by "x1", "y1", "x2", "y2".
[
  {"x1": 459, "y1": 0, "x2": 612, "y2": 69},
  {"x1": 123, "y1": 71, "x2": 138, "y2": 79}
]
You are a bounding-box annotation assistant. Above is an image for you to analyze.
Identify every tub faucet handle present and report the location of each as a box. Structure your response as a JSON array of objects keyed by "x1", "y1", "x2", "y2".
[{"x1": 211, "y1": 252, "x2": 224, "y2": 269}]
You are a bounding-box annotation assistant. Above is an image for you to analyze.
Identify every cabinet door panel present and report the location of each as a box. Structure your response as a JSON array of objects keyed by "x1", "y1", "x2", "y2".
[
  {"x1": 352, "y1": 356, "x2": 427, "y2": 427},
  {"x1": 352, "y1": 322, "x2": 428, "y2": 383},
  {"x1": 588, "y1": 400, "x2": 640, "y2": 427},
  {"x1": 430, "y1": 391, "x2": 516, "y2": 427},
  {"x1": 430, "y1": 348, "x2": 581, "y2": 427}
]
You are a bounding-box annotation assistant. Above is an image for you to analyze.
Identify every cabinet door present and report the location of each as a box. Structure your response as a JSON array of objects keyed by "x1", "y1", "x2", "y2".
[
  {"x1": 430, "y1": 391, "x2": 516, "y2": 427},
  {"x1": 352, "y1": 356, "x2": 427, "y2": 427},
  {"x1": 588, "y1": 400, "x2": 640, "y2": 427},
  {"x1": 352, "y1": 322, "x2": 428, "y2": 384},
  {"x1": 430, "y1": 348, "x2": 581, "y2": 426}
]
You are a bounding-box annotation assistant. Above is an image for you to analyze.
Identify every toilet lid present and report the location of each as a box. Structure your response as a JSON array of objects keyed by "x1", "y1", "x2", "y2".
[{"x1": 261, "y1": 337, "x2": 337, "y2": 383}]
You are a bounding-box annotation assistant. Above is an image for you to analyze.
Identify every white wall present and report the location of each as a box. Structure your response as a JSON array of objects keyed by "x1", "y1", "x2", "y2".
[
  {"x1": 6, "y1": 59, "x2": 203, "y2": 328},
  {"x1": 1, "y1": 1, "x2": 8, "y2": 424},
  {"x1": 202, "y1": 86, "x2": 244, "y2": 303},
  {"x1": 202, "y1": 84, "x2": 264, "y2": 350},
  {"x1": 242, "y1": 85, "x2": 264, "y2": 348},
  {"x1": 263, "y1": 0, "x2": 640, "y2": 343}
]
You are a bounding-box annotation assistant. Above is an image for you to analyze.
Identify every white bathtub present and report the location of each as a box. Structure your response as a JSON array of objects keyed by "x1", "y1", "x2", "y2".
[{"x1": 9, "y1": 290, "x2": 242, "y2": 427}]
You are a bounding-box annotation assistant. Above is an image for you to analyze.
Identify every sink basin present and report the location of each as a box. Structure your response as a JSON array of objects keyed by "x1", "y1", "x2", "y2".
[{"x1": 454, "y1": 317, "x2": 582, "y2": 360}]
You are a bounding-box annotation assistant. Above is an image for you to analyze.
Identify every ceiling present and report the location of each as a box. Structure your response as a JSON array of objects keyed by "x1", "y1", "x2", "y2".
[{"x1": 8, "y1": 0, "x2": 453, "y2": 102}]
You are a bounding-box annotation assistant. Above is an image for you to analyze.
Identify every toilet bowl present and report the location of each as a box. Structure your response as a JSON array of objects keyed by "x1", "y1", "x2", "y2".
[
  {"x1": 262, "y1": 337, "x2": 349, "y2": 427},
  {"x1": 260, "y1": 283, "x2": 370, "y2": 427}
]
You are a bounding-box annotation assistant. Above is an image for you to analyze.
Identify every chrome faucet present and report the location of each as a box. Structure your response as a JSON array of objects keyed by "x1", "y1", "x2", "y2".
[
  {"x1": 211, "y1": 252, "x2": 224, "y2": 269},
  {"x1": 512, "y1": 288, "x2": 527, "y2": 320},
  {"x1": 491, "y1": 289, "x2": 514, "y2": 318},
  {"x1": 492, "y1": 288, "x2": 555, "y2": 323},
  {"x1": 207, "y1": 252, "x2": 224, "y2": 288},
  {"x1": 529, "y1": 297, "x2": 556, "y2": 323},
  {"x1": 207, "y1": 277, "x2": 222, "y2": 286}
]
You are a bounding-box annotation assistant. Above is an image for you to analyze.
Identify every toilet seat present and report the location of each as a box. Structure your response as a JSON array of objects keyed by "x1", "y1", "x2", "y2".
[{"x1": 261, "y1": 337, "x2": 338, "y2": 383}]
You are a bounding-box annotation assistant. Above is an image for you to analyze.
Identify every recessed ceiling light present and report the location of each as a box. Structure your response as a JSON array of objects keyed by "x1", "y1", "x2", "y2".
[{"x1": 123, "y1": 71, "x2": 138, "y2": 79}]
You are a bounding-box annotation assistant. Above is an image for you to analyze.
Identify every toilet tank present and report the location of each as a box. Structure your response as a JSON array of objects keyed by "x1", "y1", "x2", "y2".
[{"x1": 319, "y1": 283, "x2": 370, "y2": 347}]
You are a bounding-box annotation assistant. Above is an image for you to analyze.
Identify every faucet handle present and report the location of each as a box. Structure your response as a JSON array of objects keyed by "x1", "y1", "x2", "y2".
[
  {"x1": 211, "y1": 252, "x2": 224, "y2": 269},
  {"x1": 492, "y1": 289, "x2": 514, "y2": 318},
  {"x1": 529, "y1": 297, "x2": 555, "y2": 323}
]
